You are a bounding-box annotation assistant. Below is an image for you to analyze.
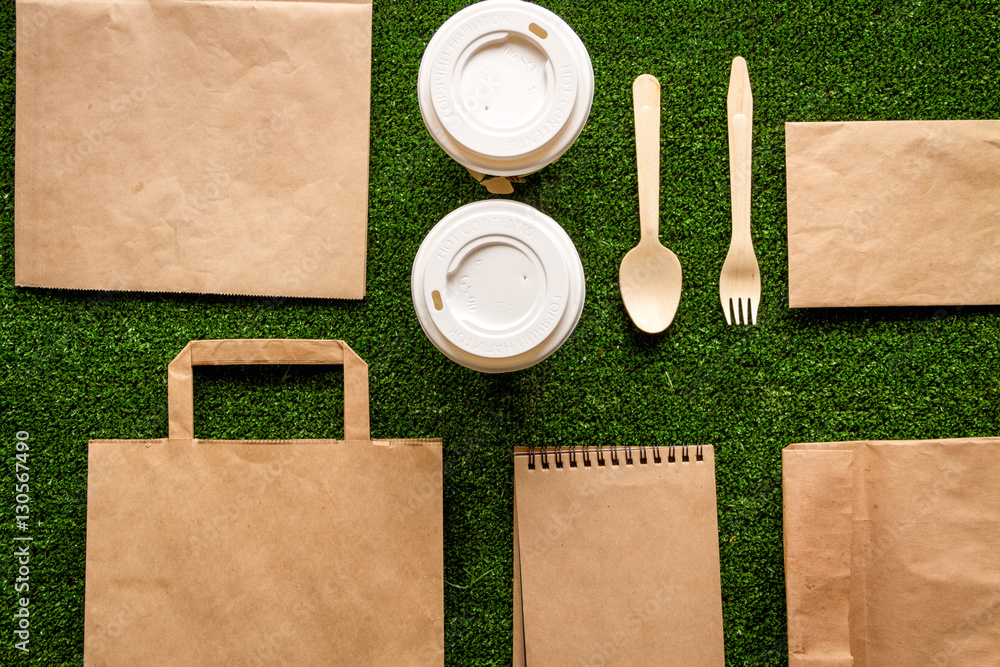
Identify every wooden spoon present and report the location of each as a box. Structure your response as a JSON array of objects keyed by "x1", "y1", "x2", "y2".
[{"x1": 619, "y1": 74, "x2": 683, "y2": 333}]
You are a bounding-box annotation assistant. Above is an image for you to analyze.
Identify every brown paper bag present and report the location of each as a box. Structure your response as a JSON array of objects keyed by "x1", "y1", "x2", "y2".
[
  {"x1": 16, "y1": 0, "x2": 371, "y2": 298},
  {"x1": 84, "y1": 340, "x2": 443, "y2": 665},
  {"x1": 514, "y1": 445, "x2": 725, "y2": 665},
  {"x1": 786, "y1": 120, "x2": 1000, "y2": 307},
  {"x1": 783, "y1": 438, "x2": 1000, "y2": 667}
]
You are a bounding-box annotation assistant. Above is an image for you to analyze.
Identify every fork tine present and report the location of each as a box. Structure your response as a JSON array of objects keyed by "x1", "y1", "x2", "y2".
[
  {"x1": 722, "y1": 297, "x2": 733, "y2": 325},
  {"x1": 750, "y1": 297, "x2": 759, "y2": 325}
]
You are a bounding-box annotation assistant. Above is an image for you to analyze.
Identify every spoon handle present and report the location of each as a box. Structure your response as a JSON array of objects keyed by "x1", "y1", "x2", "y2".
[{"x1": 633, "y1": 74, "x2": 660, "y2": 245}]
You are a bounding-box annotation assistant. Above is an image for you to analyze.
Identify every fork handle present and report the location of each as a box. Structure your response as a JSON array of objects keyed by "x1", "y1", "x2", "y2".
[
  {"x1": 727, "y1": 57, "x2": 753, "y2": 244},
  {"x1": 633, "y1": 74, "x2": 660, "y2": 246},
  {"x1": 729, "y1": 113, "x2": 752, "y2": 242}
]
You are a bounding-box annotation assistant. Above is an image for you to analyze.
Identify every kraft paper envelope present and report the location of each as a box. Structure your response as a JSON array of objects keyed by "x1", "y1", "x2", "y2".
[
  {"x1": 786, "y1": 120, "x2": 1000, "y2": 307},
  {"x1": 16, "y1": 0, "x2": 371, "y2": 298},
  {"x1": 783, "y1": 438, "x2": 1000, "y2": 666},
  {"x1": 514, "y1": 445, "x2": 725, "y2": 666}
]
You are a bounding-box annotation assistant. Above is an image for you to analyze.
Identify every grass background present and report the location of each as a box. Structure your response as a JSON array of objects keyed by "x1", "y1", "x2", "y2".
[{"x1": 2, "y1": 0, "x2": 1000, "y2": 664}]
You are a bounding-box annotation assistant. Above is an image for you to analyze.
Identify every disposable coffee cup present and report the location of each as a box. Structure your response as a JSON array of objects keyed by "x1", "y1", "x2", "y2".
[
  {"x1": 412, "y1": 200, "x2": 586, "y2": 373},
  {"x1": 417, "y1": 0, "x2": 594, "y2": 193}
]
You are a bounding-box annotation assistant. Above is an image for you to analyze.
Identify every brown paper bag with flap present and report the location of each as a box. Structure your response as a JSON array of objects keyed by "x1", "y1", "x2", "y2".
[
  {"x1": 513, "y1": 445, "x2": 725, "y2": 665},
  {"x1": 84, "y1": 339, "x2": 443, "y2": 665},
  {"x1": 786, "y1": 120, "x2": 1000, "y2": 307},
  {"x1": 16, "y1": 0, "x2": 371, "y2": 298},
  {"x1": 783, "y1": 438, "x2": 1000, "y2": 667}
]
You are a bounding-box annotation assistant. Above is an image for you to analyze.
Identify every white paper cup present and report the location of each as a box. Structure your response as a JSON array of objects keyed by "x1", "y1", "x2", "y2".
[
  {"x1": 412, "y1": 200, "x2": 586, "y2": 373},
  {"x1": 417, "y1": 0, "x2": 595, "y2": 179}
]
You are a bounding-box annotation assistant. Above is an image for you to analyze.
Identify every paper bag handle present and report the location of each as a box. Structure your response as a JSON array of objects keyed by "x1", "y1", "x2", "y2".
[{"x1": 167, "y1": 339, "x2": 370, "y2": 441}]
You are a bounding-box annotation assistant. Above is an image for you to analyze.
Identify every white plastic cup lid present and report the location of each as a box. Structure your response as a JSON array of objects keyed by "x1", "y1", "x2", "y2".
[
  {"x1": 412, "y1": 200, "x2": 586, "y2": 373},
  {"x1": 417, "y1": 0, "x2": 595, "y2": 177}
]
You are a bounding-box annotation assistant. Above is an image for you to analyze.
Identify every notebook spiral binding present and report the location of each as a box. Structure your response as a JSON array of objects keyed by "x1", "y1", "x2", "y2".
[{"x1": 527, "y1": 444, "x2": 704, "y2": 470}]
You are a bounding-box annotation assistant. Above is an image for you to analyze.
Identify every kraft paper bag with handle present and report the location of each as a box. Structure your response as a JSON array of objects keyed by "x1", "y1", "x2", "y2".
[
  {"x1": 513, "y1": 445, "x2": 725, "y2": 666},
  {"x1": 16, "y1": 0, "x2": 371, "y2": 298},
  {"x1": 786, "y1": 120, "x2": 1000, "y2": 308},
  {"x1": 783, "y1": 438, "x2": 1000, "y2": 667},
  {"x1": 84, "y1": 339, "x2": 443, "y2": 665}
]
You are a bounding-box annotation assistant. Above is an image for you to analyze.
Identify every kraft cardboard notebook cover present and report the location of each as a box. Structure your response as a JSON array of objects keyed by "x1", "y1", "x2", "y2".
[
  {"x1": 514, "y1": 445, "x2": 725, "y2": 666},
  {"x1": 16, "y1": 0, "x2": 371, "y2": 298}
]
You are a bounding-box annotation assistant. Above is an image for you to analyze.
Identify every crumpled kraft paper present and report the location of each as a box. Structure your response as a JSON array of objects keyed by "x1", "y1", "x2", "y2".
[
  {"x1": 786, "y1": 120, "x2": 1000, "y2": 308},
  {"x1": 16, "y1": 0, "x2": 371, "y2": 298},
  {"x1": 783, "y1": 438, "x2": 1000, "y2": 666}
]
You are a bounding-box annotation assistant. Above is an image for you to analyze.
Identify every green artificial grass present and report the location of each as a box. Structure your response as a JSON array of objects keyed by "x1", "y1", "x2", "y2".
[{"x1": 3, "y1": 0, "x2": 1000, "y2": 664}]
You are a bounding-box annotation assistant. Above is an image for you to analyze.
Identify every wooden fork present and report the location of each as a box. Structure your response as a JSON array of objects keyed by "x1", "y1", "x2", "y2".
[{"x1": 719, "y1": 56, "x2": 761, "y2": 325}]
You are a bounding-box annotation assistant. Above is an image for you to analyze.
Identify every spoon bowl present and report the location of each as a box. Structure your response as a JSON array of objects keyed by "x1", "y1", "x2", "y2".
[{"x1": 620, "y1": 241, "x2": 682, "y2": 333}]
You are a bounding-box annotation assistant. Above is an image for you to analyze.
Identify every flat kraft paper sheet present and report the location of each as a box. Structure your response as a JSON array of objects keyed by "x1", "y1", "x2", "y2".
[
  {"x1": 783, "y1": 438, "x2": 1000, "y2": 667},
  {"x1": 16, "y1": 0, "x2": 371, "y2": 298},
  {"x1": 786, "y1": 120, "x2": 1000, "y2": 308},
  {"x1": 514, "y1": 445, "x2": 725, "y2": 666}
]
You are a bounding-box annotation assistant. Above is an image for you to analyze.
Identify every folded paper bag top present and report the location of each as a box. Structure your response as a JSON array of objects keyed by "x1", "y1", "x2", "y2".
[
  {"x1": 786, "y1": 119, "x2": 1000, "y2": 307},
  {"x1": 417, "y1": 0, "x2": 595, "y2": 193}
]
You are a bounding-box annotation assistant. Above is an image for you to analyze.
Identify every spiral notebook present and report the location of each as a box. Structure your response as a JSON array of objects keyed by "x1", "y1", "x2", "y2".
[{"x1": 513, "y1": 445, "x2": 725, "y2": 665}]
